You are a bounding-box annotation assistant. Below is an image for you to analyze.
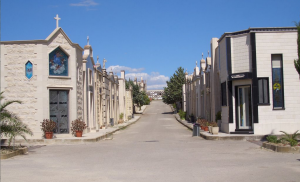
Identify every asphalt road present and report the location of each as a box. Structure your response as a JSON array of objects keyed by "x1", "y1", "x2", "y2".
[{"x1": 1, "y1": 101, "x2": 300, "y2": 182}]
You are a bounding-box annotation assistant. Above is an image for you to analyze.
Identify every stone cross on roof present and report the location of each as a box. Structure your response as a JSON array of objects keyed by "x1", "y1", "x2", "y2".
[
  {"x1": 196, "y1": 61, "x2": 197, "y2": 67},
  {"x1": 208, "y1": 50, "x2": 209, "y2": 57},
  {"x1": 95, "y1": 55, "x2": 101, "y2": 68},
  {"x1": 54, "y1": 14, "x2": 61, "y2": 28},
  {"x1": 87, "y1": 36, "x2": 89, "y2": 45},
  {"x1": 202, "y1": 53, "x2": 203, "y2": 59}
]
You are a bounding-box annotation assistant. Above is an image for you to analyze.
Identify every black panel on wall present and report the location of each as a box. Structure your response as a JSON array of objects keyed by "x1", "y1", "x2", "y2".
[
  {"x1": 250, "y1": 32, "x2": 259, "y2": 124},
  {"x1": 226, "y1": 37, "x2": 232, "y2": 75},
  {"x1": 228, "y1": 81, "x2": 233, "y2": 123}
]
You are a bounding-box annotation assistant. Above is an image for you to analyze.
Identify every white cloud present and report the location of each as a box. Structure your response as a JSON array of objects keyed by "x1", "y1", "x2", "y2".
[
  {"x1": 106, "y1": 65, "x2": 169, "y2": 90},
  {"x1": 70, "y1": 0, "x2": 98, "y2": 7},
  {"x1": 126, "y1": 72, "x2": 169, "y2": 90},
  {"x1": 106, "y1": 65, "x2": 144, "y2": 73},
  {"x1": 147, "y1": 84, "x2": 168, "y2": 90}
]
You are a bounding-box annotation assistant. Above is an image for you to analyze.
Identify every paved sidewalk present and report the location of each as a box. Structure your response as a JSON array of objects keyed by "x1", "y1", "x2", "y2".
[
  {"x1": 1, "y1": 116, "x2": 142, "y2": 146},
  {"x1": 172, "y1": 107, "x2": 266, "y2": 141},
  {"x1": 135, "y1": 105, "x2": 147, "y2": 114}
]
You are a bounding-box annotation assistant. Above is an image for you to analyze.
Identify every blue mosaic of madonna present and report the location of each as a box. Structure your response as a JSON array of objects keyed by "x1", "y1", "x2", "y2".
[{"x1": 49, "y1": 47, "x2": 68, "y2": 76}]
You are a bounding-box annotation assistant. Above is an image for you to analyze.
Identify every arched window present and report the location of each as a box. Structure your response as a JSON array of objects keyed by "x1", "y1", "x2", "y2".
[
  {"x1": 49, "y1": 47, "x2": 69, "y2": 76},
  {"x1": 25, "y1": 61, "x2": 33, "y2": 79}
]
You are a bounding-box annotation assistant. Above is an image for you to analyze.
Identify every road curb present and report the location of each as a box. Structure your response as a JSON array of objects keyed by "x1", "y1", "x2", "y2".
[{"x1": 1, "y1": 117, "x2": 142, "y2": 146}]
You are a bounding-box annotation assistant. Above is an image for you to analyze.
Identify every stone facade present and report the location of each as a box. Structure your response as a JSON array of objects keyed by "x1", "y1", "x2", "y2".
[
  {"x1": 125, "y1": 88, "x2": 133, "y2": 120},
  {"x1": 1, "y1": 25, "x2": 132, "y2": 138},
  {"x1": 1, "y1": 28, "x2": 83, "y2": 137},
  {"x1": 118, "y1": 70, "x2": 130, "y2": 121},
  {"x1": 134, "y1": 77, "x2": 147, "y2": 92}
]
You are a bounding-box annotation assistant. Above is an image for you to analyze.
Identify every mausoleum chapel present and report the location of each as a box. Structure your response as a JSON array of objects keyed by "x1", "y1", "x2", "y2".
[{"x1": 0, "y1": 15, "x2": 133, "y2": 138}]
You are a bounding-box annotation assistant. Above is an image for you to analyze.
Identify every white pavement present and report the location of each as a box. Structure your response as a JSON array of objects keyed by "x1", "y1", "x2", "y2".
[{"x1": 1, "y1": 101, "x2": 300, "y2": 182}]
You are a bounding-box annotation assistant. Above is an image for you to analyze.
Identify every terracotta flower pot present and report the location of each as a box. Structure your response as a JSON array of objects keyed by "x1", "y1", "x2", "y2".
[
  {"x1": 201, "y1": 126, "x2": 204, "y2": 130},
  {"x1": 204, "y1": 126, "x2": 209, "y2": 131},
  {"x1": 76, "y1": 131, "x2": 83, "y2": 137},
  {"x1": 45, "y1": 132, "x2": 53, "y2": 139}
]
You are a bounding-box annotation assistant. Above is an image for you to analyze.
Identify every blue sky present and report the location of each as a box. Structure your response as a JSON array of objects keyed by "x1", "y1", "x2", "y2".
[{"x1": 1, "y1": 0, "x2": 300, "y2": 90}]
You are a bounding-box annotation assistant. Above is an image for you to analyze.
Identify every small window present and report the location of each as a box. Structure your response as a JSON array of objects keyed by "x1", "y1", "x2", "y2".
[
  {"x1": 258, "y1": 78, "x2": 269, "y2": 104},
  {"x1": 89, "y1": 69, "x2": 92, "y2": 85},
  {"x1": 272, "y1": 54, "x2": 284, "y2": 109},
  {"x1": 25, "y1": 61, "x2": 33, "y2": 79},
  {"x1": 221, "y1": 82, "x2": 227, "y2": 106}
]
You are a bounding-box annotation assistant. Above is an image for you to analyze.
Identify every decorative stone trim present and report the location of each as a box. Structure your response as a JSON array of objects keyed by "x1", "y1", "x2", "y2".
[
  {"x1": 47, "y1": 86, "x2": 73, "y2": 89},
  {"x1": 48, "y1": 76, "x2": 71, "y2": 79}
]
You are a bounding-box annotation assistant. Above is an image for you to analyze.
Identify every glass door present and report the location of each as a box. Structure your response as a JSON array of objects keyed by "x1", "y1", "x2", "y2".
[{"x1": 237, "y1": 86, "x2": 252, "y2": 129}]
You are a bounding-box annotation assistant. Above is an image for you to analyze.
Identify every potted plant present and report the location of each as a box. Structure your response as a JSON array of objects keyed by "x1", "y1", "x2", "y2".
[
  {"x1": 41, "y1": 119, "x2": 56, "y2": 139},
  {"x1": 208, "y1": 122, "x2": 212, "y2": 133},
  {"x1": 71, "y1": 119, "x2": 87, "y2": 137},
  {"x1": 199, "y1": 119, "x2": 205, "y2": 130},
  {"x1": 211, "y1": 121, "x2": 219, "y2": 135},
  {"x1": 204, "y1": 121, "x2": 209, "y2": 131},
  {"x1": 118, "y1": 113, "x2": 124, "y2": 124}
]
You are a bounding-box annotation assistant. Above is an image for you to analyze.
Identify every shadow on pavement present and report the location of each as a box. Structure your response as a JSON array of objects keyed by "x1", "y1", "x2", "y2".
[{"x1": 161, "y1": 112, "x2": 174, "y2": 114}]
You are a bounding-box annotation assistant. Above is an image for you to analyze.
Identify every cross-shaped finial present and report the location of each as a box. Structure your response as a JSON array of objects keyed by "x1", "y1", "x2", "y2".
[
  {"x1": 202, "y1": 53, "x2": 203, "y2": 59},
  {"x1": 54, "y1": 14, "x2": 61, "y2": 28},
  {"x1": 97, "y1": 56, "x2": 99, "y2": 63},
  {"x1": 87, "y1": 36, "x2": 89, "y2": 45},
  {"x1": 208, "y1": 50, "x2": 210, "y2": 56},
  {"x1": 196, "y1": 61, "x2": 197, "y2": 66}
]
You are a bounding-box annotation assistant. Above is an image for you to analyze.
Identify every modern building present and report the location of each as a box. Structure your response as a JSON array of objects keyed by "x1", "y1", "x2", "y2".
[{"x1": 183, "y1": 27, "x2": 299, "y2": 135}]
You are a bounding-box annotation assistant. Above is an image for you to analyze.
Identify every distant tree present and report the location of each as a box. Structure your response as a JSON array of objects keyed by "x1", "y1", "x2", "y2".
[
  {"x1": 143, "y1": 92, "x2": 151, "y2": 105},
  {"x1": 162, "y1": 67, "x2": 185, "y2": 105},
  {"x1": 125, "y1": 79, "x2": 147, "y2": 110},
  {"x1": 294, "y1": 20, "x2": 300, "y2": 76}
]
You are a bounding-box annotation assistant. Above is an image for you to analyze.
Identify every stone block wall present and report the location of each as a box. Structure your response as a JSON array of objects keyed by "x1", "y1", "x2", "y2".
[
  {"x1": 1, "y1": 44, "x2": 40, "y2": 134},
  {"x1": 231, "y1": 34, "x2": 252, "y2": 73},
  {"x1": 255, "y1": 32, "x2": 300, "y2": 134}
]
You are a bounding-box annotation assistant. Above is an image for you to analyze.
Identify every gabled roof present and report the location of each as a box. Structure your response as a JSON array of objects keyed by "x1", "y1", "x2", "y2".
[
  {"x1": 46, "y1": 28, "x2": 83, "y2": 51},
  {"x1": 1, "y1": 27, "x2": 83, "y2": 51}
]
